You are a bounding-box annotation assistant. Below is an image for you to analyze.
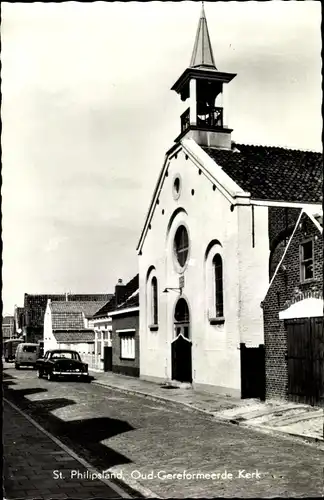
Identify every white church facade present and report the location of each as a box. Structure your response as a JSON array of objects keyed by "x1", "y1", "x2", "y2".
[{"x1": 137, "y1": 5, "x2": 322, "y2": 397}]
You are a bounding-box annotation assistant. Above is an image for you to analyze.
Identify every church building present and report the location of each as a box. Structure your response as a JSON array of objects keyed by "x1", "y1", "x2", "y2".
[{"x1": 137, "y1": 5, "x2": 322, "y2": 397}]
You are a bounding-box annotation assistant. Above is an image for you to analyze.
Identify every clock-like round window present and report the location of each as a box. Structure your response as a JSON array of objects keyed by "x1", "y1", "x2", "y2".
[{"x1": 174, "y1": 225, "x2": 189, "y2": 267}]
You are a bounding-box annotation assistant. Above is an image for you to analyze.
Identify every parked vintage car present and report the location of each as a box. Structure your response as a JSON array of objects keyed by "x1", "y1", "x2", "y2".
[
  {"x1": 36, "y1": 349, "x2": 90, "y2": 382},
  {"x1": 15, "y1": 343, "x2": 40, "y2": 369}
]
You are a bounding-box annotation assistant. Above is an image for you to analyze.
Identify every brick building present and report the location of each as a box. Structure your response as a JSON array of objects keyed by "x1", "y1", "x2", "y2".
[
  {"x1": 92, "y1": 276, "x2": 139, "y2": 373},
  {"x1": 263, "y1": 209, "x2": 323, "y2": 406},
  {"x1": 110, "y1": 275, "x2": 139, "y2": 377}
]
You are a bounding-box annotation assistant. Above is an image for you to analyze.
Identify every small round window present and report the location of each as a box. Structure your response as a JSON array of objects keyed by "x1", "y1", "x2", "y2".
[
  {"x1": 174, "y1": 225, "x2": 189, "y2": 267},
  {"x1": 172, "y1": 176, "x2": 181, "y2": 200}
]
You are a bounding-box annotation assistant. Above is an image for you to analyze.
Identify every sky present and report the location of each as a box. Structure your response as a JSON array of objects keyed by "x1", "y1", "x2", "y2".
[{"x1": 2, "y1": 1, "x2": 322, "y2": 315}]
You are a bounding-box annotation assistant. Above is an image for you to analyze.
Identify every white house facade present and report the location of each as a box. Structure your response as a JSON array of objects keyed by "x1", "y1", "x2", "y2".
[{"x1": 43, "y1": 300, "x2": 106, "y2": 357}]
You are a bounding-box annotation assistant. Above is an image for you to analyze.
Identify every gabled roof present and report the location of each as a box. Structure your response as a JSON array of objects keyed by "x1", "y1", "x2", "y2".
[
  {"x1": 190, "y1": 3, "x2": 216, "y2": 69},
  {"x1": 264, "y1": 208, "x2": 323, "y2": 300},
  {"x1": 93, "y1": 275, "x2": 139, "y2": 318},
  {"x1": 50, "y1": 301, "x2": 107, "y2": 319},
  {"x1": 93, "y1": 296, "x2": 116, "y2": 319},
  {"x1": 116, "y1": 289, "x2": 139, "y2": 311},
  {"x1": 24, "y1": 293, "x2": 112, "y2": 328},
  {"x1": 137, "y1": 138, "x2": 322, "y2": 254},
  {"x1": 53, "y1": 331, "x2": 95, "y2": 343}
]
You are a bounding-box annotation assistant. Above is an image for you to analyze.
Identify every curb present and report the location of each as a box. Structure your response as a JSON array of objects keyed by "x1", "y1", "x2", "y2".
[
  {"x1": 91, "y1": 379, "x2": 324, "y2": 448},
  {"x1": 238, "y1": 420, "x2": 324, "y2": 448},
  {"x1": 91, "y1": 379, "x2": 228, "y2": 417},
  {"x1": 4, "y1": 397, "x2": 160, "y2": 499}
]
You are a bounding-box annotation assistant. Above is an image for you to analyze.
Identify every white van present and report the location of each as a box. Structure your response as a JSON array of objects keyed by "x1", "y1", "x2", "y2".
[{"x1": 15, "y1": 343, "x2": 40, "y2": 369}]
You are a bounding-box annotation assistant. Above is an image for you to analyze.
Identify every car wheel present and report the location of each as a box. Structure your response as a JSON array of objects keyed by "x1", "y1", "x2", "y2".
[
  {"x1": 82, "y1": 376, "x2": 91, "y2": 383},
  {"x1": 47, "y1": 371, "x2": 55, "y2": 381},
  {"x1": 38, "y1": 369, "x2": 43, "y2": 378},
  {"x1": 15, "y1": 363, "x2": 20, "y2": 370}
]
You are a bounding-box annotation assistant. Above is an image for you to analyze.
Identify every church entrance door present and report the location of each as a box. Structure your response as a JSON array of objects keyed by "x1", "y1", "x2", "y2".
[{"x1": 171, "y1": 298, "x2": 192, "y2": 383}]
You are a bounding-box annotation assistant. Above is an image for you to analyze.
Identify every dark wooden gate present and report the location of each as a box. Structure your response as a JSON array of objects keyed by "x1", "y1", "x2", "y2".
[
  {"x1": 171, "y1": 335, "x2": 192, "y2": 383},
  {"x1": 240, "y1": 343, "x2": 265, "y2": 400},
  {"x1": 286, "y1": 317, "x2": 324, "y2": 407},
  {"x1": 103, "y1": 346, "x2": 112, "y2": 372}
]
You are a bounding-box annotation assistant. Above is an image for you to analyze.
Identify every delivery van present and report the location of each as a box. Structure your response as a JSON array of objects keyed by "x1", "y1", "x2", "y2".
[{"x1": 15, "y1": 343, "x2": 40, "y2": 369}]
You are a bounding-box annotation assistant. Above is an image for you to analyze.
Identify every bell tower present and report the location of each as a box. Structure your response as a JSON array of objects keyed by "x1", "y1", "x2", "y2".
[{"x1": 171, "y1": 3, "x2": 236, "y2": 149}]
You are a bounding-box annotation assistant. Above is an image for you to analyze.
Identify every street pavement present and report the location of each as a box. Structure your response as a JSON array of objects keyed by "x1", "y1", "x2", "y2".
[
  {"x1": 90, "y1": 369, "x2": 324, "y2": 442},
  {"x1": 3, "y1": 400, "x2": 132, "y2": 500},
  {"x1": 3, "y1": 364, "x2": 324, "y2": 498}
]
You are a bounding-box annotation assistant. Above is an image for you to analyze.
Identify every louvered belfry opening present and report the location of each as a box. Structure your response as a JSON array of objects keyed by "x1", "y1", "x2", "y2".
[{"x1": 171, "y1": 3, "x2": 236, "y2": 147}]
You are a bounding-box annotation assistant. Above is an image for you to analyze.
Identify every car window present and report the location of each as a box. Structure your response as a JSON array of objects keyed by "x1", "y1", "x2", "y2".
[
  {"x1": 50, "y1": 351, "x2": 81, "y2": 361},
  {"x1": 23, "y1": 345, "x2": 37, "y2": 353}
]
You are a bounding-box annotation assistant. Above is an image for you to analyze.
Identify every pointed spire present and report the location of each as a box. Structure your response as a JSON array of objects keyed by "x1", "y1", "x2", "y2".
[{"x1": 190, "y1": 2, "x2": 216, "y2": 69}]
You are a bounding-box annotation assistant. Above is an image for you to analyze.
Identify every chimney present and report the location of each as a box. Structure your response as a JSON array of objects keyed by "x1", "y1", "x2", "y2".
[{"x1": 115, "y1": 278, "x2": 126, "y2": 307}]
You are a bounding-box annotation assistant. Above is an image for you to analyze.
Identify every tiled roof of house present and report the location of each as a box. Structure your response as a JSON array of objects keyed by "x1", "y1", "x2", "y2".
[
  {"x1": 92, "y1": 296, "x2": 116, "y2": 319},
  {"x1": 52, "y1": 312, "x2": 85, "y2": 330},
  {"x1": 50, "y1": 301, "x2": 107, "y2": 318},
  {"x1": 203, "y1": 144, "x2": 323, "y2": 203},
  {"x1": 122, "y1": 275, "x2": 139, "y2": 302},
  {"x1": 93, "y1": 274, "x2": 139, "y2": 318},
  {"x1": 116, "y1": 289, "x2": 139, "y2": 310},
  {"x1": 24, "y1": 294, "x2": 112, "y2": 328},
  {"x1": 53, "y1": 330, "x2": 95, "y2": 343}
]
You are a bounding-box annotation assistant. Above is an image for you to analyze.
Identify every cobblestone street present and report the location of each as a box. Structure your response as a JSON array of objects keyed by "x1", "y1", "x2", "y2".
[
  {"x1": 3, "y1": 400, "x2": 130, "y2": 500},
  {"x1": 3, "y1": 366, "x2": 324, "y2": 498}
]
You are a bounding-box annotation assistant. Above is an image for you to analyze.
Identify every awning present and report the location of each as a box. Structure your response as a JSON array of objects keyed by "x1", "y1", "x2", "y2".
[{"x1": 279, "y1": 298, "x2": 323, "y2": 320}]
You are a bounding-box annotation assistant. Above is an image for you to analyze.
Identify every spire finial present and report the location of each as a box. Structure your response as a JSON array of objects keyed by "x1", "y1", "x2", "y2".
[{"x1": 190, "y1": 2, "x2": 216, "y2": 69}]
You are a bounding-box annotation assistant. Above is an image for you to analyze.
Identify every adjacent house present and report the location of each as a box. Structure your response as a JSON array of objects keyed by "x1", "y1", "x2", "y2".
[
  {"x1": 23, "y1": 293, "x2": 112, "y2": 343},
  {"x1": 93, "y1": 276, "x2": 139, "y2": 374},
  {"x1": 263, "y1": 208, "x2": 323, "y2": 407},
  {"x1": 43, "y1": 300, "x2": 108, "y2": 357},
  {"x1": 136, "y1": 5, "x2": 322, "y2": 397},
  {"x1": 109, "y1": 275, "x2": 139, "y2": 377}
]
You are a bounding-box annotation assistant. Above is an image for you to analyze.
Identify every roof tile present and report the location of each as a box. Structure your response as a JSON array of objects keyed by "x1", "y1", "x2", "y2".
[
  {"x1": 203, "y1": 144, "x2": 323, "y2": 203},
  {"x1": 53, "y1": 331, "x2": 95, "y2": 343}
]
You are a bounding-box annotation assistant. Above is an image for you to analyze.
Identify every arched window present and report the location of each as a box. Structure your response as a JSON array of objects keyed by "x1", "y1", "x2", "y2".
[
  {"x1": 213, "y1": 254, "x2": 224, "y2": 318},
  {"x1": 151, "y1": 277, "x2": 158, "y2": 325},
  {"x1": 174, "y1": 225, "x2": 189, "y2": 267}
]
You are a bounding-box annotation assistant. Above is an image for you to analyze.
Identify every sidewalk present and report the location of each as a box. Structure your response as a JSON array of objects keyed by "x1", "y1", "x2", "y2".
[
  {"x1": 3, "y1": 399, "x2": 131, "y2": 500},
  {"x1": 90, "y1": 370, "x2": 324, "y2": 443}
]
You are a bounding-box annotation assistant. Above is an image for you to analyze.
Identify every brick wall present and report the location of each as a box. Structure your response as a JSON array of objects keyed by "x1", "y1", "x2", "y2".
[
  {"x1": 112, "y1": 312, "x2": 139, "y2": 377},
  {"x1": 268, "y1": 207, "x2": 301, "y2": 279},
  {"x1": 263, "y1": 213, "x2": 323, "y2": 400}
]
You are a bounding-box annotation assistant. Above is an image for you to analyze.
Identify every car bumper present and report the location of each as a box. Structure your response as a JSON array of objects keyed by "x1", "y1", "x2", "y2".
[{"x1": 52, "y1": 371, "x2": 89, "y2": 377}]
